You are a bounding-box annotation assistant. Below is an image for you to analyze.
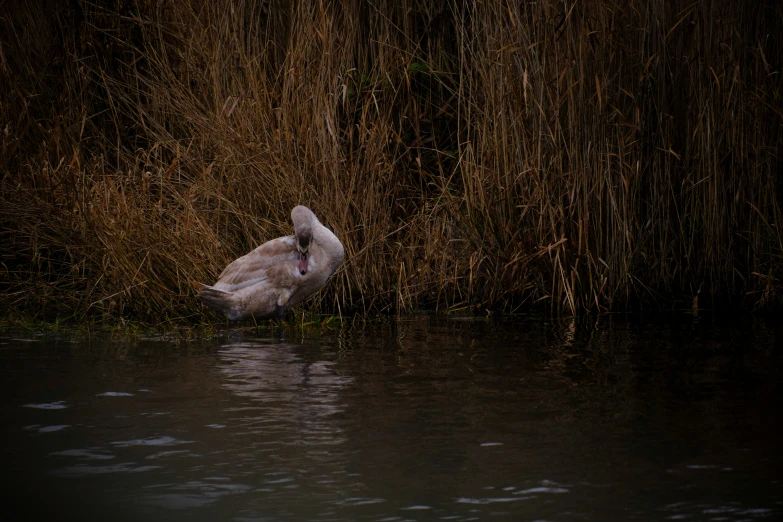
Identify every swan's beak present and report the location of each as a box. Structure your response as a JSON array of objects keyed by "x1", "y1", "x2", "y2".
[{"x1": 298, "y1": 250, "x2": 308, "y2": 275}]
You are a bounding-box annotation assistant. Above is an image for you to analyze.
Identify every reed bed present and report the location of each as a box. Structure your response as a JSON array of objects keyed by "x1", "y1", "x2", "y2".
[{"x1": 1, "y1": 0, "x2": 781, "y2": 323}]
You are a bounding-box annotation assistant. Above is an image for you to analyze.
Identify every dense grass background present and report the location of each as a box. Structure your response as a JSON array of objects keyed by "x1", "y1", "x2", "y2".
[{"x1": 1, "y1": 0, "x2": 782, "y2": 323}]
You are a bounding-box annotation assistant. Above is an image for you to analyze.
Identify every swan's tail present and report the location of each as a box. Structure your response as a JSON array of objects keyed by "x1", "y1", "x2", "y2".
[{"x1": 197, "y1": 283, "x2": 235, "y2": 316}]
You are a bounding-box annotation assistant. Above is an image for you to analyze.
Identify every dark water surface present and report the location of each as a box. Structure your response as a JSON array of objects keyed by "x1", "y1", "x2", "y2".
[{"x1": 2, "y1": 315, "x2": 782, "y2": 521}]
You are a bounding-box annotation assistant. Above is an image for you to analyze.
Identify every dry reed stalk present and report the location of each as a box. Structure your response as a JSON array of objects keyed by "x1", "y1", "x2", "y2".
[{"x1": 1, "y1": 0, "x2": 781, "y2": 323}]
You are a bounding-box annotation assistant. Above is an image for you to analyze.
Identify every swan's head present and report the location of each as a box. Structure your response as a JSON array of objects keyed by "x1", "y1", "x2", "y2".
[
  {"x1": 292, "y1": 206, "x2": 316, "y2": 275},
  {"x1": 296, "y1": 231, "x2": 311, "y2": 255}
]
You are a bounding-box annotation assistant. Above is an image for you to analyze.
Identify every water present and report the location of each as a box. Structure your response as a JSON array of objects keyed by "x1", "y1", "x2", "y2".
[{"x1": 1, "y1": 315, "x2": 782, "y2": 521}]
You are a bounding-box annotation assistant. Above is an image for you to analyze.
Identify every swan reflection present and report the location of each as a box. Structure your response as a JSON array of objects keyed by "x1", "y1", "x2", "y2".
[{"x1": 218, "y1": 342, "x2": 352, "y2": 450}]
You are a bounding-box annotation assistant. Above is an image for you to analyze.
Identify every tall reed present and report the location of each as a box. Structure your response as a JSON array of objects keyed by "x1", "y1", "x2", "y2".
[{"x1": 1, "y1": 0, "x2": 781, "y2": 322}]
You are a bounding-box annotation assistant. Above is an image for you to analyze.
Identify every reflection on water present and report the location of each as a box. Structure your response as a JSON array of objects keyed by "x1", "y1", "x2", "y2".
[
  {"x1": 1, "y1": 315, "x2": 782, "y2": 521},
  {"x1": 218, "y1": 343, "x2": 351, "y2": 448}
]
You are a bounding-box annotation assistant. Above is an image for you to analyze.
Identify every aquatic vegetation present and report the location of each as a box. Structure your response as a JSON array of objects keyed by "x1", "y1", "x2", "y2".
[{"x1": 1, "y1": 1, "x2": 781, "y2": 324}]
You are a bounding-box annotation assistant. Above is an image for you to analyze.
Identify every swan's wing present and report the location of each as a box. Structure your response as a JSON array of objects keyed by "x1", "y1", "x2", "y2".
[{"x1": 214, "y1": 235, "x2": 297, "y2": 290}]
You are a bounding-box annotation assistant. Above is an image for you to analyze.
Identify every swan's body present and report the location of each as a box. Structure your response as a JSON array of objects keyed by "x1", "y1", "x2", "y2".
[{"x1": 198, "y1": 206, "x2": 344, "y2": 320}]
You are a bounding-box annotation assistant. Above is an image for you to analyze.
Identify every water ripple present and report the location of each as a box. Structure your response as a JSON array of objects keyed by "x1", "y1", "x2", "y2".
[
  {"x1": 52, "y1": 463, "x2": 162, "y2": 477},
  {"x1": 23, "y1": 401, "x2": 68, "y2": 410},
  {"x1": 50, "y1": 449, "x2": 115, "y2": 460},
  {"x1": 111, "y1": 436, "x2": 193, "y2": 447}
]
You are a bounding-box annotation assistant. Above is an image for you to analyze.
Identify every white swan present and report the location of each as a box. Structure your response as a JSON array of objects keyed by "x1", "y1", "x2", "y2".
[{"x1": 198, "y1": 206, "x2": 344, "y2": 320}]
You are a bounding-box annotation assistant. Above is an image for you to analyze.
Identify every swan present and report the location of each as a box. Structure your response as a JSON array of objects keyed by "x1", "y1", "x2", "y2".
[{"x1": 198, "y1": 206, "x2": 344, "y2": 320}]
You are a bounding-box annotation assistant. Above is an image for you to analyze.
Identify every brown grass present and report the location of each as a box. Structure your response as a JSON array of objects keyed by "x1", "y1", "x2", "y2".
[{"x1": 1, "y1": 0, "x2": 782, "y2": 323}]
